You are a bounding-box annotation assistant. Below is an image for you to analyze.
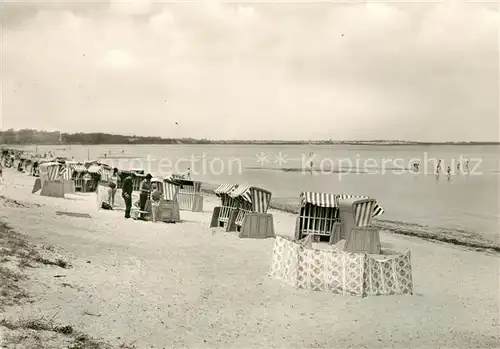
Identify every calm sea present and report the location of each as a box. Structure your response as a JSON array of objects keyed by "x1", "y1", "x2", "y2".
[{"x1": 17, "y1": 144, "x2": 500, "y2": 243}]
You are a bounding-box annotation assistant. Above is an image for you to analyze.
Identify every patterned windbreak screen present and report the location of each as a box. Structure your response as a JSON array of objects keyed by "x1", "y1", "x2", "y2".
[{"x1": 269, "y1": 236, "x2": 413, "y2": 297}]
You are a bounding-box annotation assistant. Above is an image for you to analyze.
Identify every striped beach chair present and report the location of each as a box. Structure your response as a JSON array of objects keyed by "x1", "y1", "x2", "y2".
[
  {"x1": 226, "y1": 184, "x2": 274, "y2": 238},
  {"x1": 294, "y1": 192, "x2": 341, "y2": 243},
  {"x1": 133, "y1": 174, "x2": 145, "y2": 192},
  {"x1": 60, "y1": 162, "x2": 78, "y2": 193},
  {"x1": 69, "y1": 164, "x2": 87, "y2": 192},
  {"x1": 150, "y1": 177, "x2": 180, "y2": 201},
  {"x1": 168, "y1": 178, "x2": 203, "y2": 212},
  {"x1": 33, "y1": 162, "x2": 65, "y2": 198},
  {"x1": 210, "y1": 183, "x2": 239, "y2": 228},
  {"x1": 338, "y1": 195, "x2": 385, "y2": 253},
  {"x1": 163, "y1": 178, "x2": 181, "y2": 201},
  {"x1": 99, "y1": 165, "x2": 112, "y2": 182},
  {"x1": 139, "y1": 177, "x2": 180, "y2": 222}
]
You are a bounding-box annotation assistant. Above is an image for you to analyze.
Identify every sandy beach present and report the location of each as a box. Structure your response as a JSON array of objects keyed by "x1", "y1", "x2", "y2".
[{"x1": 0, "y1": 169, "x2": 499, "y2": 348}]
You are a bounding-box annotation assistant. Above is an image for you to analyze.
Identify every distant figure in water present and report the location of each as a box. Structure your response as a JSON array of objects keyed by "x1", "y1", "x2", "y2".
[
  {"x1": 309, "y1": 152, "x2": 314, "y2": 172},
  {"x1": 413, "y1": 162, "x2": 420, "y2": 172},
  {"x1": 436, "y1": 159, "x2": 442, "y2": 176},
  {"x1": 456, "y1": 162, "x2": 460, "y2": 174},
  {"x1": 447, "y1": 165, "x2": 452, "y2": 180},
  {"x1": 465, "y1": 160, "x2": 470, "y2": 173},
  {"x1": 186, "y1": 168, "x2": 191, "y2": 179},
  {"x1": 104, "y1": 154, "x2": 107, "y2": 158},
  {"x1": 122, "y1": 149, "x2": 125, "y2": 154}
]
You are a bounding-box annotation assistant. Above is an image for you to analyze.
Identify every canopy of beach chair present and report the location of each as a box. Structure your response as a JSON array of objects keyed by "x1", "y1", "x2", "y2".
[
  {"x1": 38, "y1": 162, "x2": 62, "y2": 180},
  {"x1": 300, "y1": 192, "x2": 338, "y2": 208},
  {"x1": 299, "y1": 192, "x2": 384, "y2": 218},
  {"x1": 214, "y1": 183, "x2": 237, "y2": 197},
  {"x1": 339, "y1": 194, "x2": 384, "y2": 217},
  {"x1": 87, "y1": 164, "x2": 101, "y2": 174},
  {"x1": 228, "y1": 183, "x2": 252, "y2": 203},
  {"x1": 70, "y1": 164, "x2": 87, "y2": 173},
  {"x1": 86, "y1": 164, "x2": 112, "y2": 181},
  {"x1": 229, "y1": 184, "x2": 272, "y2": 213},
  {"x1": 166, "y1": 177, "x2": 197, "y2": 187}
]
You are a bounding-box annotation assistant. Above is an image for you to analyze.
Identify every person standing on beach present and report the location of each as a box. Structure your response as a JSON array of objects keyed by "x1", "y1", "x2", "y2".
[
  {"x1": 109, "y1": 168, "x2": 119, "y2": 207},
  {"x1": 150, "y1": 184, "x2": 162, "y2": 222},
  {"x1": 139, "y1": 174, "x2": 153, "y2": 220},
  {"x1": 121, "y1": 173, "x2": 135, "y2": 219}
]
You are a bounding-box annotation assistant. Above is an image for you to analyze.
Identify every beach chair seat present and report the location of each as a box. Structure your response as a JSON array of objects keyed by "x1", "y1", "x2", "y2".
[
  {"x1": 235, "y1": 208, "x2": 251, "y2": 227},
  {"x1": 219, "y1": 205, "x2": 235, "y2": 224},
  {"x1": 295, "y1": 192, "x2": 340, "y2": 243},
  {"x1": 74, "y1": 178, "x2": 83, "y2": 191},
  {"x1": 211, "y1": 183, "x2": 239, "y2": 228},
  {"x1": 172, "y1": 178, "x2": 203, "y2": 212},
  {"x1": 338, "y1": 197, "x2": 381, "y2": 254}
]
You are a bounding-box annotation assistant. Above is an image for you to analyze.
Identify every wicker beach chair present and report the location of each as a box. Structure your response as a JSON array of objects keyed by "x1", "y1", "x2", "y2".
[
  {"x1": 70, "y1": 164, "x2": 88, "y2": 192},
  {"x1": 166, "y1": 177, "x2": 203, "y2": 212},
  {"x1": 338, "y1": 195, "x2": 384, "y2": 254},
  {"x1": 210, "y1": 183, "x2": 239, "y2": 228},
  {"x1": 226, "y1": 184, "x2": 274, "y2": 238},
  {"x1": 146, "y1": 177, "x2": 181, "y2": 222},
  {"x1": 33, "y1": 162, "x2": 65, "y2": 198},
  {"x1": 294, "y1": 192, "x2": 341, "y2": 243}
]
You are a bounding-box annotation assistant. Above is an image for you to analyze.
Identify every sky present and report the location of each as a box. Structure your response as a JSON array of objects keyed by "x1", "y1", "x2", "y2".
[{"x1": 1, "y1": 0, "x2": 499, "y2": 141}]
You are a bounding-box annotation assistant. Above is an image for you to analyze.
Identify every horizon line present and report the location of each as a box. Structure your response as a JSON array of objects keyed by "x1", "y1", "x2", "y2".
[{"x1": 0, "y1": 129, "x2": 498, "y2": 144}]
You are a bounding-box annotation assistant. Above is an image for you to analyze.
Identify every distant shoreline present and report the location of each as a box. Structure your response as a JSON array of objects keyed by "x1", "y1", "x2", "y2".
[
  {"x1": 1, "y1": 129, "x2": 499, "y2": 146},
  {"x1": 3, "y1": 141, "x2": 500, "y2": 146}
]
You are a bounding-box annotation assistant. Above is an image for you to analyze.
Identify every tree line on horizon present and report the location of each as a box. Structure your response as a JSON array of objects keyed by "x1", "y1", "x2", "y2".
[
  {"x1": 0, "y1": 129, "x2": 497, "y2": 145},
  {"x1": 0, "y1": 129, "x2": 212, "y2": 145}
]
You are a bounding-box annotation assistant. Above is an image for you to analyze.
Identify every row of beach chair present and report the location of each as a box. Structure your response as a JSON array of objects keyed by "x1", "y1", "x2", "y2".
[
  {"x1": 31, "y1": 163, "x2": 385, "y2": 252},
  {"x1": 209, "y1": 183, "x2": 384, "y2": 252}
]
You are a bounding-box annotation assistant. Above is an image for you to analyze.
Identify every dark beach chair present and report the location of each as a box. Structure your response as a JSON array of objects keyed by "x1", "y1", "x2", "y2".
[
  {"x1": 210, "y1": 183, "x2": 239, "y2": 228},
  {"x1": 294, "y1": 192, "x2": 341, "y2": 243}
]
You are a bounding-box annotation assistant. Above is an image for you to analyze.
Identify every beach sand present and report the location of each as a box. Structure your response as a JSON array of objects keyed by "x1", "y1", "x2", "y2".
[{"x1": 0, "y1": 169, "x2": 499, "y2": 348}]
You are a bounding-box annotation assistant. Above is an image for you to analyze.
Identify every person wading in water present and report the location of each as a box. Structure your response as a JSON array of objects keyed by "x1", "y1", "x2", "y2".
[
  {"x1": 436, "y1": 159, "x2": 442, "y2": 178},
  {"x1": 121, "y1": 172, "x2": 135, "y2": 219}
]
